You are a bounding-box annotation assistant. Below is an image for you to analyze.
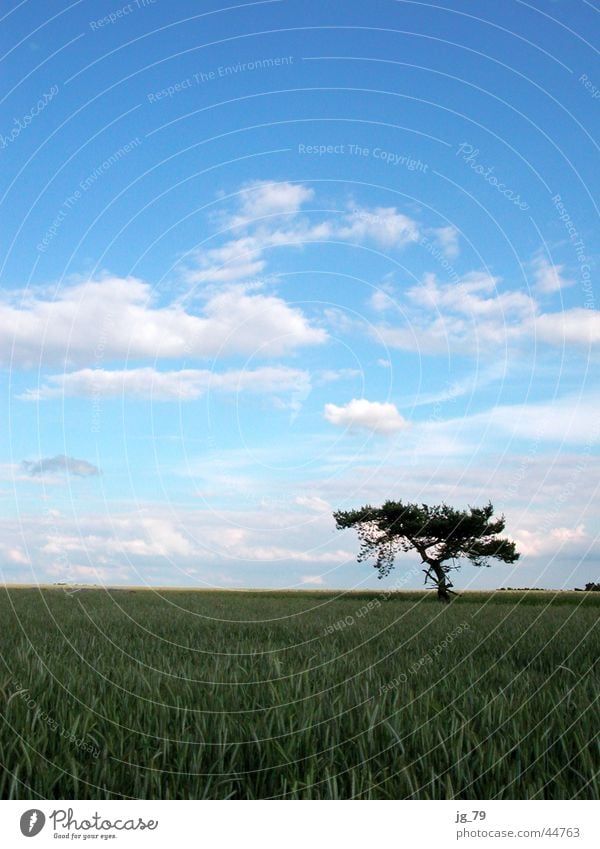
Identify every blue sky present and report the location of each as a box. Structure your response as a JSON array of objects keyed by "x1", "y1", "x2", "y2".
[{"x1": 0, "y1": 0, "x2": 598, "y2": 590}]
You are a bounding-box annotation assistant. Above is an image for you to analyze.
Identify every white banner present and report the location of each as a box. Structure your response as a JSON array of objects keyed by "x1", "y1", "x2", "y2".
[{"x1": 0, "y1": 800, "x2": 598, "y2": 848}]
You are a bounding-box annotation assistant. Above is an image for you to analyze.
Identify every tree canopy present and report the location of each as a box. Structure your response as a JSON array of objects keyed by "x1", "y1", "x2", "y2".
[{"x1": 334, "y1": 500, "x2": 519, "y2": 601}]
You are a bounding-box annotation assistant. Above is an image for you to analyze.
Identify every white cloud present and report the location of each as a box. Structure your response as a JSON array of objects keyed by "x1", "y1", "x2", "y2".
[
  {"x1": 301, "y1": 575, "x2": 325, "y2": 585},
  {"x1": 531, "y1": 255, "x2": 573, "y2": 294},
  {"x1": 402, "y1": 362, "x2": 507, "y2": 408},
  {"x1": 230, "y1": 545, "x2": 350, "y2": 563},
  {"x1": 336, "y1": 207, "x2": 420, "y2": 248},
  {"x1": 23, "y1": 365, "x2": 311, "y2": 402},
  {"x1": 60, "y1": 564, "x2": 130, "y2": 582},
  {"x1": 432, "y1": 225, "x2": 460, "y2": 260},
  {"x1": 43, "y1": 516, "x2": 195, "y2": 559},
  {"x1": 0, "y1": 544, "x2": 30, "y2": 565},
  {"x1": 376, "y1": 267, "x2": 596, "y2": 356},
  {"x1": 535, "y1": 308, "x2": 600, "y2": 347},
  {"x1": 184, "y1": 235, "x2": 267, "y2": 284},
  {"x1": 323, "y1": 308, "x2": 363, "y2": 335},
  {"x1": 0, "y1": 277, "x2": 326, "y2": 367},
  {"x1": 513, "y1": 524, "x2": 587, "y2": 557},
  {"x1": 324, "y1": 398, "x2": 408, "y2": 434},
  {"x1": 433, "y1": 392, "x2": 600, "y2": 445},
  {"x1": 201, "y1": 285, "x2": 326, "y2": 354},
  {"x1": 2, "y1": 460, "x2": 598, "y2": 587},
  {"x1": 183, "y1": 223, "x2": 336, "y2": 285},
  {"x1": 408, "y1": 271, "x2": 534, "y2": 320},
  {"x1": 238, "y1": 180, "x2": 315, "y2": 219},
  {"x1": 369, "y1": 288, "x2": 397, "y2": 312},
  {"x1": 185, "y1": 183, "x2": 421, "y2": 286},
  {"x1": 314, "y1": 368, "x2": 362, "y2": 385},
  {"x1": 5, "y1": 505, "x2": 354, "y2": 578},
  {"x1": 377, "y1": 271, "x2": 540, "y2": 354},
  {"x1": 294, "y1": 495, "x2": 331, "y2": 513}
]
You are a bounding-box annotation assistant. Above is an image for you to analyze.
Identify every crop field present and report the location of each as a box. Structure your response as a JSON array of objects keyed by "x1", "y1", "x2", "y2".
[{"x1": 0, "y1": 587, "x2": 598, "y2": 799}]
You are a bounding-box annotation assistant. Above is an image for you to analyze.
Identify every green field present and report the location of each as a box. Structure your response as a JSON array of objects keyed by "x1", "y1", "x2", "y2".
[{"x1": 0, "y1": 587, "x2": 598, "y2": 799}]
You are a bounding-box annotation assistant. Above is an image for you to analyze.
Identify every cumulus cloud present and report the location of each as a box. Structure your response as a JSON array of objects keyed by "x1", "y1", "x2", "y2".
[
  {"x1": 324, "y1": 398, "x2": 408, "y2": 434},
  {"x1": 535, "y1": 308, "x2": 600, "y2": 347},
  {"x1": 376, "y1": 266, "x2": 596, "y2": 356},
  {"x1": 432, "y1": 225, "x2": 460, "y2": 260},
  {"x1": 379, "y1": 271, "x2": 537, "y2": 353},
  {"x1": 22, "y1": 455, "x2": 100, "y2": 478},
  {"x1": 370, "y1": 291, "x2": 394, "y2": 312},
  {"x1": 3, "y1": 459, "x2": 598, "y2": 587},
  {"x1": 43, "y1": 516, "x2": 194, "y2": 559},
  {"x1": 180, "y1": 221, "x2": 323, "y2": 285},
  {"x1": 335, "y1": 207, "x2": 420, "y2": 248},
  {"x1": 531, "y1": 255, "x2": 573, "y2": 294},
  {"x1": 0, "y1": 277, "x2": 326, "y2": 367},
  {"x1": 512, "y1": 524, "x2": 587, "y2": 557},
  {"x1": 238, "y1": 180, "x2": 315, "y2": 220},
  {"x1": 6, "y1": 505, "x2": 354, "y2": 582},
  {"x1": 233, "y1": 182, "x2": 419, "y2": 246},
  {"x1": 22, "y1": 365, "x2": 311, "y2": 402},
  {"x1": 228, "y1": 545, "x2": 350, "y2": 563},
  {"x1": 408, "y1": 271, "x2": 534, "y2": 320},
  {"x1": 184, "y1": 235, "x2": 268, "y2": 284},
  {"x1": 184, "y1": 182, "x2": 421, "y2": 285},
  {"x1": 0, "y1": 544, "x2": 30, "y2": 565}
]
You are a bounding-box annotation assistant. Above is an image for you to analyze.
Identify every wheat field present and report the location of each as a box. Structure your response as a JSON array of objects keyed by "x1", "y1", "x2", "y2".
[{"x1": 0, "y1": 587, "x2": 598, "y2": 799}]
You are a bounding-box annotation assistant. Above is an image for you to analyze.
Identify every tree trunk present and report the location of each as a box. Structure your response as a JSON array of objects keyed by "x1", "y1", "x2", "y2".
[{"x1": 429, "y1": 560, "x2": 451, "y2": 602}]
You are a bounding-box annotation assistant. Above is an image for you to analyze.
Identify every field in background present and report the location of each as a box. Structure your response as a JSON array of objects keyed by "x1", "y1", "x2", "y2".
[{"x1": 1, "y1": 588, "x2": 598, "y2": 799}]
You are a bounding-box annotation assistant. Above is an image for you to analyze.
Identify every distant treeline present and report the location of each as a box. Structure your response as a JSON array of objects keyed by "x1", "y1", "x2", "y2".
[{"x1": 498, "y1": 583, "x2": 600, "y2": 592}]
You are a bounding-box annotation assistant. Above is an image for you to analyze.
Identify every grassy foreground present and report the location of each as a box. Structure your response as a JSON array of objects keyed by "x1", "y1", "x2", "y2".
[{"x1": 0, "y1": 587, "x2": 598, "y2": 799}]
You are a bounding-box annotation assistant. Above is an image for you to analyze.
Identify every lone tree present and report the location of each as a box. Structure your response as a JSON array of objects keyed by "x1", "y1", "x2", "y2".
[{"x1": 334, "y1": 500, "x2": 519, "y2": 602}]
